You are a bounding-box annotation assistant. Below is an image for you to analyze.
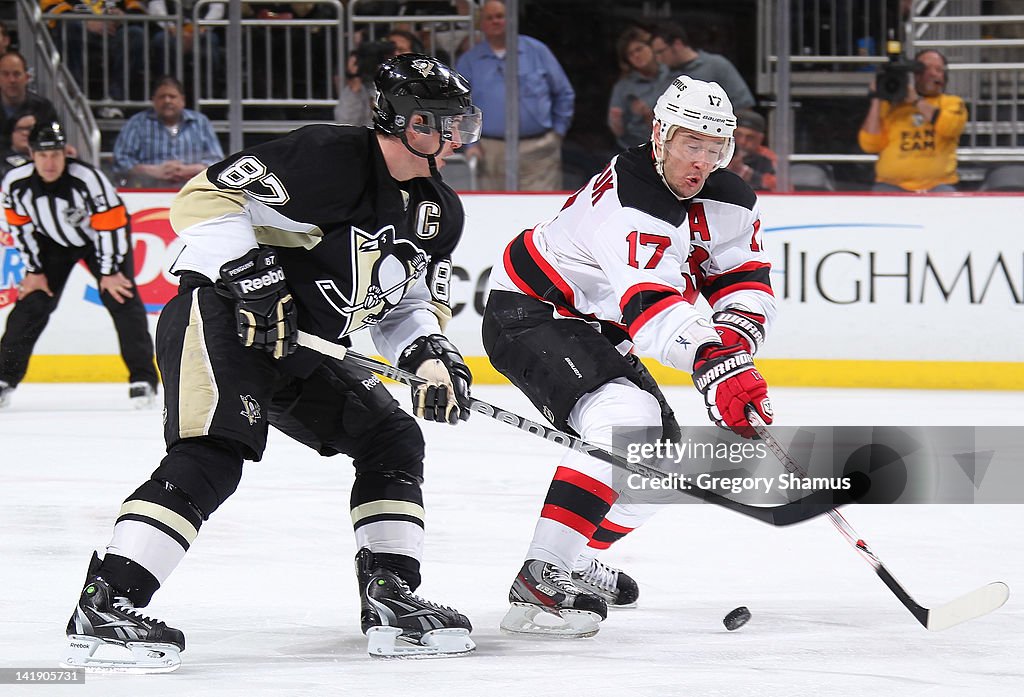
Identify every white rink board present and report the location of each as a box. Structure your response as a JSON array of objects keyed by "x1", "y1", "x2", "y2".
[{"x1": 1, "y1": 191, "x2": 1021, "y2": 363}]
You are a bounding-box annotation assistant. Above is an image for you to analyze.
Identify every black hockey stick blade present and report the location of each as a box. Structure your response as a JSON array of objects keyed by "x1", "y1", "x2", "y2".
[{"x1": 297, "y1": 332, "x2": 846, "y2": 526}]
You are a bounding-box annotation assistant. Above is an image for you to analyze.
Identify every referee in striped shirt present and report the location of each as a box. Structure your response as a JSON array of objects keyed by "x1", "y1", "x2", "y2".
[{"x1": 0, "y1": 121, "x2": 157, "y2": 408}]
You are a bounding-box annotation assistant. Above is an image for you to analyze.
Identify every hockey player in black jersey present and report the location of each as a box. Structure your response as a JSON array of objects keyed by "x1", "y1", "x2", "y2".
[
  {"x1": 64, "y1": 54, "x2": 483, "y2": 670},
  {"x1": 483, "y1": 76, "x2": 776, "y2": 637}
]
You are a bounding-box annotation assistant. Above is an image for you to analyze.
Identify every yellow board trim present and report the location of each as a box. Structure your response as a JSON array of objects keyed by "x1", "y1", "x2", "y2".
[{"x1": 21, "y1": 354, "x2": 1024, "y2": 391}]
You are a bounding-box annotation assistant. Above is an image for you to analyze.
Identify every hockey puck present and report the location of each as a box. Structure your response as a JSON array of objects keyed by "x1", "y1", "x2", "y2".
[{"x1": 723, "y1": 606, "x2": 751, "y2": 631}]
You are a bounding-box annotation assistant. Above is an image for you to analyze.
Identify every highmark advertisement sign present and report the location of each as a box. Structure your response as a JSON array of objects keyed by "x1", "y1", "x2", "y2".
[{"x1": 1, "y1": 191, "x2": 1021, "y2": 388}]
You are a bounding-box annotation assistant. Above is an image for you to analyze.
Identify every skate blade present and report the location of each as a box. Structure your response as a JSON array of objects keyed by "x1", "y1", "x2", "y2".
[
  {"x1": 366, "y1": 626, "x2": 475, "y2": 659},
  {"x1": 63, "y1": 635, "x2": 181, "y2": 674},
  {"x1": 499, "y1": 603, "x2": 602, "y2": 639},
  {"x1": 609, "y1": 601, "x2": 638, "y2": 610}
]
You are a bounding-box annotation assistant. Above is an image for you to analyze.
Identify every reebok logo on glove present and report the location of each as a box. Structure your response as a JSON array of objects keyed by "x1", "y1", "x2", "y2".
[
  {"x1": 218, "y1": 248, "x2": 298, "y2": 359},
  {"x1": 239, "y1": 268, "x2": 285, "y2": 294}
]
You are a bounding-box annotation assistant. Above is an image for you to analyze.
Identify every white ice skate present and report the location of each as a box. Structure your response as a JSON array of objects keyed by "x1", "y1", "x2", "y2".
[{"x1": 499, "y1": 560, "x2": 607, "y2": 639}]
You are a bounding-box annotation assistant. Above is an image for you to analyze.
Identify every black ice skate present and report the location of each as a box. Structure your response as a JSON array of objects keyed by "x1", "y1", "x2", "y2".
[
  {"x1": 62, "y1": 552, "x2": 184, "y2": 673},
  {"x1": 355, "y1": 547, "x2": 475, "y2": 658},
  {"x1": 500, "y1": 559, "x2": 608, "y2": 638},
  {"x1": 129, "y1": 382, "x2": 158, "y2": 409},
  {"x1": 572, "y1": 558, "x2": 640, "y2": 609}
]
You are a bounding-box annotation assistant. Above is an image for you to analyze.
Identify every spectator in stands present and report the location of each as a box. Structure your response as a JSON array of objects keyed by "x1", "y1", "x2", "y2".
[
  {"x1": 607, "y1": 27, "x2": 670, "y2": 151},
  {"x1": 0, "y1": 23, "x2": 12, "y2": 54},
  {"x1": 386, "y1": 29, "x2": 424, "y2": 55},
  {"x1": 456, "y1": 0, "x2": 574, "y2": 190},
  {"x1": 858, "y1": 49, "x2": 967, "y2": 192},
  {"x1": 41, "y1": 0, "x2": 148, "y2": 114},
  {"x1": 427, "y1": 0, "x2": 474, "y2": 64},
  {"x1": 334, "y1": 41, "x2": 396, "y2": 127},
  {"x1": 1, "y1": 111, "x2": 35, "y2": 176},
  {"x1": 149, "y1": 1, "x2": 226, "y2": 87},
  {"x1": 726, "y1": 108, "x2": 777, "y2": 191},
  {"x1": 113, "y1": 76, "x2": 223, "y2": 189},
  {"x1": 651, "y1": 22, "x2": 755, "y2": 109},
  {"x1": 0, "y1": 51, "x2": 58, "y2": 152}
]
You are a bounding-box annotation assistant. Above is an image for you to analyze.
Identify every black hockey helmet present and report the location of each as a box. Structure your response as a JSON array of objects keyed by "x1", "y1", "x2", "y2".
[
  {"x1": 28, "y1": 120, "x2": 67, "y2": 152},
  {"x1": 372, "y1": 53, "x2": 482, "y2": 156}
]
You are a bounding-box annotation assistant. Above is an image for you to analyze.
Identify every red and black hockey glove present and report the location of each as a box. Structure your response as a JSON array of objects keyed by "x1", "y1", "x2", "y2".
[
  {"x1": 692, "y1": 343, "x2": 772, "y2": 438},
  {"x1": 712, "y1": 309, "x2": 766, "y2": 354},
  {"x1": 398, "y1": 334, "x2": 472, "y2": 425},
  {"x1": 218, "y1": 248, "x2": 298, "y2": 360}
]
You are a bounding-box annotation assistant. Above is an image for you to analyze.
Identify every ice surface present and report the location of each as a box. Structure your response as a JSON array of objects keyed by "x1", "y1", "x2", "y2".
[{"x1": 1, "y1": 384, "x2": 1021, "y2": 696}]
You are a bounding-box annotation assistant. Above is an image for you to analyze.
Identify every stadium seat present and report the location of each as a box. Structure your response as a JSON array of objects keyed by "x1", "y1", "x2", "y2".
[
  {"x1": 978, "y1": 164, "x2": 1024, "y2": 192},
  {"x1": 790, "y1": 163, "x2": 836, "y2": 191}
]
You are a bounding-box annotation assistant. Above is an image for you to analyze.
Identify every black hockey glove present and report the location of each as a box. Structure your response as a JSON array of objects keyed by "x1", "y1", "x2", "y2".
[
  {"x1": 397, "y1": 334, "x2": 472, "y2": 425},
  {"x1": 218, "y1": 248, "x2": 297, "y2": 360}
]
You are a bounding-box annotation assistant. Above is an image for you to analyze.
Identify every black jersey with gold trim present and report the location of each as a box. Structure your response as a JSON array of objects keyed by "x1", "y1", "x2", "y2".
[{"x1": 170, "y1": 124, "x2": 464, "y2": 368}]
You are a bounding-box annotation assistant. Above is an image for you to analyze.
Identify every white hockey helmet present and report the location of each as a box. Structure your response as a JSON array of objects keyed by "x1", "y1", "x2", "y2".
[{"x1": 651, "y1": 76, "x2": 737, "y2": 185}]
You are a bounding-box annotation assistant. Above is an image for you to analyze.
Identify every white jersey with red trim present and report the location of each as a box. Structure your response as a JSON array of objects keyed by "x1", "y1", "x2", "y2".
[{"x1": 488, "y1": 143, "x2": 776, "y2": 372}]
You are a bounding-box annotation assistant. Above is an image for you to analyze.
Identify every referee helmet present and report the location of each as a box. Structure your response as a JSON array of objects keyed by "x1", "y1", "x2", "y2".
[{"x1": 29, "y1": 121, "x2": 67, "y2": 152}]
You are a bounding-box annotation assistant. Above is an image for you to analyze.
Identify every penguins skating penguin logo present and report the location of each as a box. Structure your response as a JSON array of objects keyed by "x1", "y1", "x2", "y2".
[{"x1": 315, "y1": 225, "x2": 428, "y2": 337}]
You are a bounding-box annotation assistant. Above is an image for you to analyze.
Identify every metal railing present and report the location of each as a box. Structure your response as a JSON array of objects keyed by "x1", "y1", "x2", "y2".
[
  {"x1": 193, "y1": 0, "x2": 346, "y2": 153},
  {"x1": 15, "y1": 0, "x2": 100, "y2": 165},
  {"x1": 907, "y1": 4, "x2": 1024, "y2": 150},
  {"x1": 43, "y1": 7, "x2": 184, "y2": 117},
  {"x1": 347, "y1": 0, "x2": 476, "y2": 65}
]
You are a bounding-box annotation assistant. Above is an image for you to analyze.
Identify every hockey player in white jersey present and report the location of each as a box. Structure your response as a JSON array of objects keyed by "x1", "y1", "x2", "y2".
[{"x1": 483, "y1": 76, "x2": 777, "y2": 637}]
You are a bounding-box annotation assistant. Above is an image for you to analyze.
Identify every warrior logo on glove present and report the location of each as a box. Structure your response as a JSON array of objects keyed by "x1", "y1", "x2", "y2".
[{"x1": 692, "y1": 343, "x2": 772, "y2": 439}]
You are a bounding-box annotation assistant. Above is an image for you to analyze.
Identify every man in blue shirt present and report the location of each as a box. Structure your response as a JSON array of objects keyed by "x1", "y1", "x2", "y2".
[
  {"x1": 113, "y1": 76, "x2": 224, "y2": 189},
  {"x1": 456, "y1": 0, "x2": 574, "y2": 190}
]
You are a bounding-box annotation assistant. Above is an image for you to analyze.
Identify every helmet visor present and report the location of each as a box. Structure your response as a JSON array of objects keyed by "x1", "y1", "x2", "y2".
[
  {"x1": 411, "y1": 106, "x2": 483, "y2": 146},
  {"x1": 664, "y1": 129, "x2": 729, "y2": 165}
]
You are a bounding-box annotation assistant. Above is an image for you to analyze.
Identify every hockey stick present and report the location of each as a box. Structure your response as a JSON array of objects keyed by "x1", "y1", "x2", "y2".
[
  {"x1": 296, "y1": 331, "x2": 848, "y2": 527},
  {"x1": 745, "y1": 406, "x2": 1010, "y2": 630}
]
